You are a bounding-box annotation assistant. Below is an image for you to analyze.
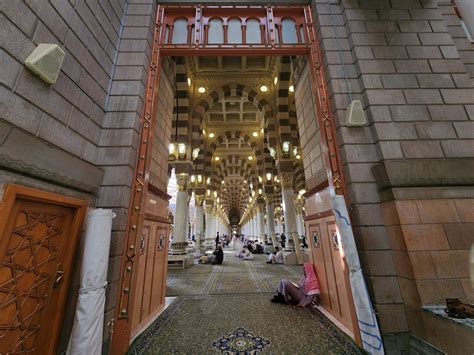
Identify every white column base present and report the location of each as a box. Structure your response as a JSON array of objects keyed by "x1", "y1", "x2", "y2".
[{"x1": 283, "y1": 250, "x2": 309, "y2": 265}]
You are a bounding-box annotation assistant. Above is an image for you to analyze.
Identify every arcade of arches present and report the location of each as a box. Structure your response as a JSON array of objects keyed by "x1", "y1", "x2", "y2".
[{"x1": 1, "y1": 1, "x2": 474, "y2": 355}]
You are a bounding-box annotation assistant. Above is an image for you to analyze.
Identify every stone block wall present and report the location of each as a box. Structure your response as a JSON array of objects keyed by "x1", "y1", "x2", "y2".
[{"x1": 312, "y1": 0, "x2": 474, "y2": 352}]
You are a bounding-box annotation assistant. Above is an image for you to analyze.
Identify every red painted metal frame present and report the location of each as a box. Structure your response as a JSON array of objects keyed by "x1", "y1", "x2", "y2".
[
  {"x1": 111, "y1": 4, "x2": 347, "y2": 353},
  {"x1": 111, "y1": 6, "x2": 164, "y2": 354}
]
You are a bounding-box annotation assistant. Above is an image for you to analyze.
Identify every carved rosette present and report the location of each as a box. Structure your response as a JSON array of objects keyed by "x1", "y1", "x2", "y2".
[
  {"x1": 176, "y1": 174, "x2": 189, "y2": 191},
  {"x1": 279, "y1": 172, "x2": 294, "y2": 189}
]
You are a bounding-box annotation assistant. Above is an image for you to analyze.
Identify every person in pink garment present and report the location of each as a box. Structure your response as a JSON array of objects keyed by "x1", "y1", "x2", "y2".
[{"x1": 271, "y1": 262, "x2": 320, "y2": 307}]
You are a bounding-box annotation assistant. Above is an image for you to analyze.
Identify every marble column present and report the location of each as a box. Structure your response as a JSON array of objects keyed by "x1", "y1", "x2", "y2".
[
  {"x1": 295, "y1": 197, "x2": 305, "y2": 239},
  {"x1": 266, "y1": 195, "x2": 278, "y2": 248},
  {"x1": 279, "y1": 173, "x2": 302, "y2": 262},
  {"x1": 204, "y1": 204, "x2": 215, "y2": 250},
  {"x1": 194, "y1": 195, "x2": 204, "y2": 253},
  {"x1": 256, "y1": 202, "x2": 265, "y2": 242},
  {"x1": 172, "y1": 174, "x2": 190, "y2": 255}
]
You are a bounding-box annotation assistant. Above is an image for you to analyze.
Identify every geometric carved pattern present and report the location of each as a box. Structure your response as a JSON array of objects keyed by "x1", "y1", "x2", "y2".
[{"x1": 0, "y1": 207, "x2": 66, "y2": 353}]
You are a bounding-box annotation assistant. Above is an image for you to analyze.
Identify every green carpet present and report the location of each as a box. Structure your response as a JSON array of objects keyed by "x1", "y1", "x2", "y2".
[
  {"x1": 128, "y1": 251, "x2": 364, "y2": 354},
  {"x1": 166, "y1": 251, "x2": 302, "y2": 296}
]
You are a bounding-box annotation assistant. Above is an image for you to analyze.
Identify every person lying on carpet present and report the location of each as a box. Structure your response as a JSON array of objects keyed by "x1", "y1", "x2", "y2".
[
  {"x1": 271, "y1": 262, "x2": 320, "y2": 307},
  {"x1": 266, "y1": 246, "x2": 283, "y2": 264},
  {"x1": 199, "y1": 244, "x2": 224, "y2": 265}
]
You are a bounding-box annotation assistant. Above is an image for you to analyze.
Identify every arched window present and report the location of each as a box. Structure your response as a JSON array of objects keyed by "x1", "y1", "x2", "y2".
[
  {"x1": 171, "y1": 18, "x2": 188, "y2": 44},
  {"x1": 208, "y1": 18, "x2": 224, "y2": 44},
  {"x1": 246, "y1": 19, "x2": 261, "y2": 44},
  {"x1": 281, "y1": 18, "x2": 298, "y2": 44},
  {"x1": 228, "y1": 18, "x2": 242, "y2": 44}
]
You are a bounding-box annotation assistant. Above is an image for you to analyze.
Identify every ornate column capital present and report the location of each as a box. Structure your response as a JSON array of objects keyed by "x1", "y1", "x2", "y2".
[
  {"x1": 176, "y1": 174, "x2": 189, "y2": 191},
  {"x1": 195, "y1": 195, "x2": 204, "y2": 206},
  {"x1": 279, "y1": 172, "x2": 294, "y2": 189}
]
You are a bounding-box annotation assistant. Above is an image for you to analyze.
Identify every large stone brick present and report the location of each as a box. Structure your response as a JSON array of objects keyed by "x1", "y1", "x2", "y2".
[
  {"x1": 404, "y1": 89, "x2": 443, "y2": 104},
  {"x1": 390, "y1": 105, "x2": 430, "y2": 121},
  {"x1": 395, "y1": 60, "x2": 431, "y2": 73},
  {"x1": 444, "y1": 223, "x2": 474, "y2": 249},
  {"x1": 0, "y1": 50, "x2": 21, "y2": 89},
  {"x1": 441, "y1": 89, "x2": 474, "y2": 104},
  {"x1": 381, "y1": 74, "x2": 418, "y2": 88},
  {"x1": 407, "y1": 46, "x2": 442, "y2": 59},
  {"x1": 428, "y1": 105, "x2": 468, "y2": 121},
  {"x1": 408, "y1": 251, "x2": 437, "y2": 279},
  {"x1": 401, "y1": 141, "x2": 444, "y2": 158},
  {"x1": 401, "y1": 224, "x2": 449, "y2": 251},
  {"x1": 416, "y1": 73, "x2": 454, "y2": 88},
  {"x1": 365, "y1": 89, "x2": 405, "y2": 104},
  {"x1": 374, "y1": 122, "x2": 417, "y2": 140},
  {"x1": 416, "y1": 199, "x2": 461, "y2": 224},
  {"x1": 359, "y1": 60, "x2": 395, "y2": 73},
  {"x1": 368, "y1": 276, "x2": 403, "y2": 304},
  {"x1": 442, "y1": 140, "x2": 474, "y2": 158},
  {"x1": 415, "y1": 122, "x2": 456, "y2": 139},
  {"x1": 419, "y1": 32, "x2": 453, "y2": 45},
  {"x1": 431, "y1": 250, "x2": 470, "y2": 278}
]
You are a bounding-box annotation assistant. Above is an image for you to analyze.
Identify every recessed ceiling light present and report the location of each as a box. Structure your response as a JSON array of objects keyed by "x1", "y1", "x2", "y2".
[
  {"x1": 252, "y1": 131, "x2": 258, "y2": 137},
  {"x1": 274, "y1": 76, "x2": 278, "y2": 85},
  {"x1": 289, "y1": 85, "x2": 294, "y2": 93},
  {"x1": 209, "y1": 132, "x2": 215, "y2": 138},
  {"x1": 214, "y1": 156, "x2": 220, "y2": 161},
  {"x1": 198, "y1": 86, "x2": 206, "y2": 94},
  {"x1": 187, "y1": 77, "x2": 191, "y2": 86},
  {"x1": 260, "y1": 85, "x2": 268, "y2": 93},
  {"x1": 248, "y1": 156, "x2": 253, "y2": 160}
]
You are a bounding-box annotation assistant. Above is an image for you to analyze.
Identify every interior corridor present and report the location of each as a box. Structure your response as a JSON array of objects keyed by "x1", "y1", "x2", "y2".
[{"x1": 127, "y1": 251, "x2": 362, "y2": 354}]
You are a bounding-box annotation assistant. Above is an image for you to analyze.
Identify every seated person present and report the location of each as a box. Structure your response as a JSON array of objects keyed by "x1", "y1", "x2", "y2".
[
  {"x1": 254, "y1": 242, "x2": 264, "y2": 254},
  {"x1": 238, "y1": 245, "x2": 254, "y2": 260},
  {"x1": 266, "y1": 246, "x2": 283, "y2": 264},
  {"x1": 247, "y1": 242, "x2": 255, "y2": 254},
  {"x1": 271, "y1": 262, "x2": 320, "y2": 307},
  {"x1": 199, "y1": 245, "x2": 224, "y2": 265}
]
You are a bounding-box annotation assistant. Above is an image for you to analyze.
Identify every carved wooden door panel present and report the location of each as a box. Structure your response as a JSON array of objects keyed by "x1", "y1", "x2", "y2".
[{"x1": 0, "y1": 185, "x2": 86, "y2": 354}]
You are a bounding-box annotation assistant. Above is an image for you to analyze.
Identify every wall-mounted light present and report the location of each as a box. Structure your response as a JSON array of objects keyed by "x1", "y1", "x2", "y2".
[
  {"x1": 269, "y1": 147, "x2": 276, "y2": 158},
  {"x1": 258, "y1": 176, "x2": 263, "y2": 183},
  {"x1": 187, "y1": 77, "x2": 191, "y2": 87},
  {"x1": 266, "y1": 173, "x2": 272, "y2": 182},
  {"x1": 192, "y1": 147, "x2": 200, "y2": 160},
  {"x1": 282, "y1": 141, "x2": 291, "y2": 158},
  {"x1": 213, "y1": 191, "x2": 218, "y2": 198},
  {"x1": 299, "y1": 189, "x2": 306, "y2": 196},
  {"x1": 207, "y1": 177, "x2": 211, "y2": 185},
  {"x1": 221, "y1": 180, "x2": 225, "y2": 184},
  {"x1": 209, "y1": 132, "x2": 215, "y2": 138},
  {"x1": 214, "y1": 156, "x2": 220, "y2": 162},
  {"x1": 177, "y1": 143, "x2": 186, "y2": 159},
  {"x1": 248, "y1": 156, "x2": 253, "y2": 160},
  {"x1": 258, "y1": 188, "x2": 262, "y2": 195},
  {"x1": 198, "y1": 86, "x2": 206, "y2": 94},
  {"x1": 168, "y1": 143, "x2": 176, "y2": 161},
  {"x1": 296, "y1": 154, "x2": 301, "y2": 160},
  {"x1": 274, "y1": 76, "x2": 278, "y2": 85},
  {"x1": 260, "y1": 85, "x2": 268, "y2": 93},
  {"x1": 289, "y1": 85, "x2": 294, "y2": 93},
  {"x1": 252, "y1": 131, "x2": 258, "y2": 137},
  {"x1": 190, "y1": 175, "x2": 196, "y2": 183},
  {"x1": 207, "y1": 189, "x2": 211, "y2": 196},
  {"x1": 197, "y1": 175, "x2": 203, "y2": 183}
]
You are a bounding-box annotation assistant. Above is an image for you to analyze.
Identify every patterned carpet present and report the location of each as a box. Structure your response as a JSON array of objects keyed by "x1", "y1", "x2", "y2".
[{"x1": 128, "y1": 251, "x2": 363, "y2": 354}]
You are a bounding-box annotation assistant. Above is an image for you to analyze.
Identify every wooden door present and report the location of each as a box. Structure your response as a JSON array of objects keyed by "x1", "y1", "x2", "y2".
[
  {"x1": 0, "y1": 184, "x2": 86, "y2": 354},
  {"x1": 306, "y1": 215, "x2": 357, "y2": 336},
  {"x1": 130, "y1": 218, "x2": 169, "y2": 338}
]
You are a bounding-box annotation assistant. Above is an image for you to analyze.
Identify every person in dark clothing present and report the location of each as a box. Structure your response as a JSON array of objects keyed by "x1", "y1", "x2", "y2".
[
  {"x1": 302, "y1": 235, "x2": 308, "y2": 249},
  {"x1": 280, "y1": 233, "x2": 286, "y2": 249},
  {"x1": 215, "y1": 232, "x2": 220, "y2": 249},
  {"x1": 211, "y1": 245, "x2": 224, "y2": 265}
]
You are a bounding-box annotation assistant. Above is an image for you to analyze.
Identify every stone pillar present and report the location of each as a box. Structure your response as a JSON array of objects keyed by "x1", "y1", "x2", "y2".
[
  {"x1": 256, "y1": 202, "x2": 265, "y2": 242},
  {"x1": 204, "y1": 204, "x2": 215, "y2": 250},
  {"x1": 295, "y1": 197, "x2": 305, "y2": 239},
  {"x1": 266, "y1": 195, "x2": 278, "y2": 248},
  {"x1": 194, "y1": 195, "x2": 205, "y2": 253},
  {"x1": 172, "y1": 174, "x2": 190, "y2": 255},
  {"x1": 280, "y1": 173, "x2": 303, "y2": 264}
]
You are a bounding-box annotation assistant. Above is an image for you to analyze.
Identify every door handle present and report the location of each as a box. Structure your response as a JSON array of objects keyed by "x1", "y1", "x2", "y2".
[{"x1": 53, "y1": 263, "x2": 65, "y2": 288}]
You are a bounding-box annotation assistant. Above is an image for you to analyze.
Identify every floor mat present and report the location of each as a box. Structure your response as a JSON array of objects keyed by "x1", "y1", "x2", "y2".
[{"x1": 127, "y1": 294, "x2": 363, "y2": 354}]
